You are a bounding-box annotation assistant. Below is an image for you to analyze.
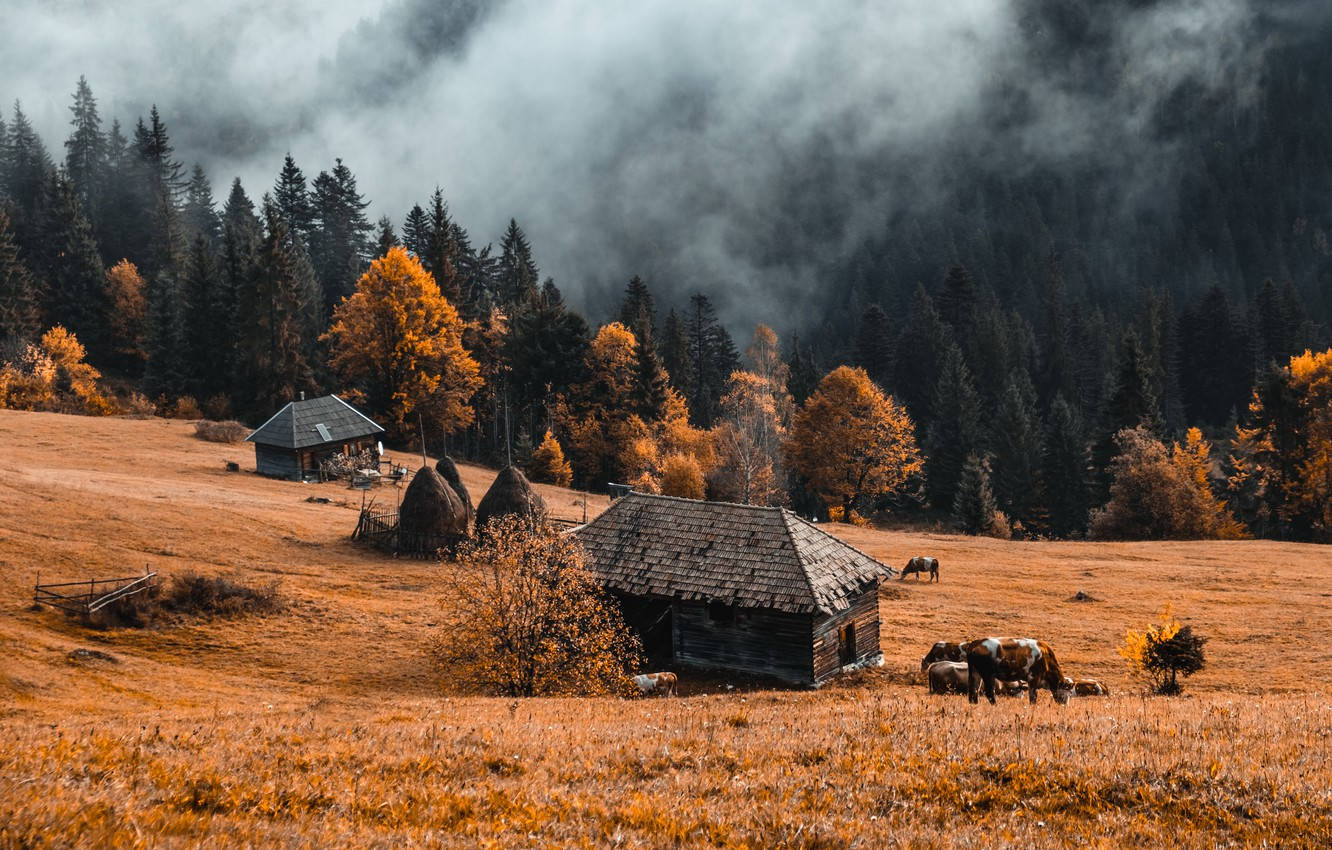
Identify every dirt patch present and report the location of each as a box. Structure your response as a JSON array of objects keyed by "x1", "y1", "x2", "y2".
[{"x1": 67, "y1": 648, "x2": 118, "y2": 664}]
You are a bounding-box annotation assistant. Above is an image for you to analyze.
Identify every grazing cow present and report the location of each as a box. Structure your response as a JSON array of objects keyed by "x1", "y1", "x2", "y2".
[
  {"x1": 927, "y1": 660, "x2": 1026, "y2": 697},
  {"x1": 1071, "y1": 678, "x2": 1109, "y2": 697},
  {"x1": 927, "y1": 661, "x2": 970, "y2": 694},
  {"x1": 963, "y1": 637, "x2": 1073, "y2": 705},
  {"x1": 632, "y1": 672, "x2": 678, "y2": 697},
  {"x1": 920, "y1": 641, "x2": 965, "y2": 672},
  {"x1": 900, "y1": 557, "x2": 939, "y2": 582}
]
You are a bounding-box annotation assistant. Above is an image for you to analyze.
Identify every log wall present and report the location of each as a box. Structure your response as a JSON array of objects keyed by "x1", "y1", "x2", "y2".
[
  {"x1": 673, "y1": 601, "x2": 813, "y2": 684},
  {"x1": 811, "y1": 583, "x2": 882, "y2": 683}
]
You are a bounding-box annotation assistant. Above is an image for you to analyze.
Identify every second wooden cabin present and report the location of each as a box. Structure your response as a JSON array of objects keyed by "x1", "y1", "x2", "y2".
[{"x1": 575, "y1": 492, "x2": 894, "y2": 686}]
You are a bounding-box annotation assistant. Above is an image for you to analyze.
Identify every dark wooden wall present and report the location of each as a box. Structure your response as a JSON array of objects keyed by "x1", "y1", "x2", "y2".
[
  {"x1": 673, "y1": 601, "x2": 813, "y2": 683},
  {"x1": 254, "y1": 445, "x2": 301, "y2": 480},
  {"x1": 811, "y1": 583, "x2": 882, "y2": 683}
]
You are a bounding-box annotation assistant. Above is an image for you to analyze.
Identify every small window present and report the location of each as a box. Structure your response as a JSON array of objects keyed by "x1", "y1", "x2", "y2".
[
  {"x1": 838, "y1": 623, "x2": 858, "y2": 665},
  {"x1": 708, "y1": 601, "x2": 735, "y2": 625}
]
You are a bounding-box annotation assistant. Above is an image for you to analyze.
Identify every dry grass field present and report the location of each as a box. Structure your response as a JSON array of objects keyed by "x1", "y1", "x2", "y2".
[{"x1": 1, "y1": 409, "x2": 1330, "y2": 848}]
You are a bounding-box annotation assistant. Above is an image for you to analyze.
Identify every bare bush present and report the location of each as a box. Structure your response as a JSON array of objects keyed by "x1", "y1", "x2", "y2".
[
  {"x1": 92, "y1": 572, "x2": 281, "y2": 628},
  {"x1": 193, "y1": 420, "x2": 249, "y2": 443},
  {"x1": 433, "y1": 516, "x2": 641, "y2": 696}
]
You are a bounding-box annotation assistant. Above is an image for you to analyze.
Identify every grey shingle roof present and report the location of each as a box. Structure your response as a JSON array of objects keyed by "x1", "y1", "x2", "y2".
[
  {"x1": 574, "y1": 492, "x2": 894, "y2": 614},
  {"x1": 245, "y1": 395, "x2": 385, "y2": 450}
]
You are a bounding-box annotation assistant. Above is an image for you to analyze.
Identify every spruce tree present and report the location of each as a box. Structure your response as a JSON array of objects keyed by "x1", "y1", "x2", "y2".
[
  {"x1": 1092, "y1": 330, "x2": 1162, "y2": 497},
  {"x1": 953, "y1": 453, "x2": 999, "y2": 535},
  {"x1": 1178, "y1": 285, "x2": 1252, "y2": 425},
  {"x1": 219, "y1": 179, "x2": 263, "y2": 398},
  {"x1": 497, "y1": 218, "x2": 539, "y2": 306},
  {"x1": 924, "y1": 342, "x2": 984, "y2": 511},
  {"x1": 402, "y1": 203, "x2": 430, "y2": 259},
  {"x1": 63, "y1": 76, "x2": 105, "y2": 219},
  {"x1": 143, "y1": 271, "x2": 189, "y2": 399},
  {"x1": 936, "y1": 264, "x2": 979, "y2": 339},
  {"x1": 94, "y1": 118, "x2": 138, "y2": 267},
  {"x1": 181, "y1": 164, "x2": 220, "y2": 247},
  {"x1": 181, "y1": 233, "x2": 225, "y2": 397},
  {"x1": 1037, "y1": 252, "x2": 1077, "y2": 406},
  {"x1": 33, "y1": 173, "x2": 109, "y2": 355},
  {"x1": 0, "y1": 205, "x2": 40, "y2": 342},
  {"x1": 1043, "y1": 393, "x2": 1091, "y2": 538},
  {"x1": 272, "y1": 154, "x2": 314, "y2": 243},
  {"x1": 892, "y1": 285, "x2": 954, "y2": 426},
  {"x1": 2, "y1": 102, "x2": 53, "y2": 243},
  {"x1": 619, "y1": 276, "x2": 656, "y2": 339},
  {"x1": 684, "y1": 293, "x2": 738, "y2": 427},
  {"x1": 660, "y1": 307, "x2": 693, "y2": 401},
  {"x1": 785, "y1": 331, "x2": 819, "y2": 406},
  {"x1": 506, "y1": 281, "x2": 590, "y2": 435},
  {"x1": 134, "y1": 106, "x2": 186, "y2": 278},
  {"x1": 309, "y1": 158, "x2": 372, "y2": 319},
  {"x1": 423, "y1": 190, "x2": 463, "y2": 308},
  {"x1": 855, "y1": 303, "x2": 894, "y2": 390},
  {"x1": 989, "y1": 368, "x2": 1043, "y2": 526},
  {"x1": 375, "y1": 215, "x2": 398, "y2": 256},
  {"x1": 633, "y1": 324, "x2": 671, "y2": 421}
]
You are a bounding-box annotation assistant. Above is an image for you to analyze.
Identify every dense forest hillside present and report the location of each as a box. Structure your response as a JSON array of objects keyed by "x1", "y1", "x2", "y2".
[{"x1": 2, "y1": 0, "x2": 1331, "y2": 542}]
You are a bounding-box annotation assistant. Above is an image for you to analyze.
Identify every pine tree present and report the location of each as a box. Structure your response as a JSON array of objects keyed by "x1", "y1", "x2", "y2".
[
  {"x1": 181, "y1": 234, "x2": 225, "y2": 397},
  {"x1": 2, "y1": 102, "x2": 53, "y2": 243},
  {"x1": 989, "y1": 368, "x2": 1043, "y2": 526},
  {"x1": 619, "y1": 276, "x2": 656, "y2": 339},
  {"x1": 309, "y1": 158, "x2": 372, "y2": 319},
  {"x1": 953, "y1": 453, "x2": 1000, "y2": 535},
  {"x1": 1178, "y1": 285, "x2": 1253, "y2": 425},
  {"x1": 272, "y1": 154, "x2": 314, "y2": 243},
  {"x1": 219, "y1": 178, "x2": 262, "y2": 395},
  {"x1": 375, "y1": 215, "x2": 398, "y2": 256},
  {"x1": 423, "y1": 189, "x2": 463, "y2": 308},
  {"x1": 63, "y1": 76, "x2": 105, "y2": 219},
  {"x1": 936, "y1": 264, "x2": 979, "y2": 340},
  {"x1": 94, "y1": 119, "x2": 138, "y2": 268},
  {"x1": 143, "y1": 271, "x2": 188, "y2": 399},
  {"x1": 497, "y1": 218, "x2": 539, "y2": 306},
  {"x1": 855, "y1": 303, "x2": 894, "y2": 390},
  {"x1": 506, "y1": 280, "x2": 590, "y2": 436},
  {"x1": 684, "y1": 293, "x2": 738, "y2": 427},
  {"x1": 33, "y1": 173, "x2": 109, "y2": 356},
  {"x1": 134, "y1": 106, "x2": 186, "y2": 278},
  {"x1": 237, "y1": 206, "x2": 318, "y2": 417},
  {"x1": 402, "y1": 203, "x2": 430, "y2": 259},
  {"x1": 0, "y1": 205, "x2": 40, "y2": 342},
  {"x1": 1037, "y1": 252, "x2": 1078, "y2": 406},
  {"x1": 892, "y1": 285, "x2": 955, "y2": 426},
  {"x1": 181, "y1": 164, "x2": 220, "y2": 247},
  {"x1": 785, "y1": 331, "x2": 819, "y2": 406},
  {"x1": 660, "y1": 307, "x2": 692, "y2": 401},
  {"x1": 1043, "y1": 393, "x2": 1091, "y2": 537},
  {"x1": 924, "y1": 343, "x2": 984, "y2": 511},
  {"x1": 633, "y1": 325, "x2": 671, "y2": 421},
  {"x1": 1093, "y1": 330, "x2": 1162, "y2": 495}
]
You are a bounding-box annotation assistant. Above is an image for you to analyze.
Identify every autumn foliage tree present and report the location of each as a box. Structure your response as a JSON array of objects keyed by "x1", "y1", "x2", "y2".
[
  {"x1": 710, "y1": 326, "x2": 794, "y2": 505},
  {"x1": 0, "y1": 326, "x2": 114, "y2": 414},
  {"x1": 104, "y1": 259, "x2": 147, "y2": 370},
  {"x1": 785, "y1": 366, "x2": 923, "y2": 518},
  {"x1": 527, "y1": 430, "x2": 573, "y2": 487},
  {"x1": 1119, "y1": 605, "x2": 1207, "y2": 695},
  {"x1": 324, "y1": 246, "x2": 481, "y2": 438},
  {"x1": 432, "y1": 517, "x2": 642, "y2": 697}
]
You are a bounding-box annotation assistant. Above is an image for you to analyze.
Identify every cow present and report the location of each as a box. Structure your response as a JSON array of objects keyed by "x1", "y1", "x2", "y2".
[
  {"x1": 920, "y1": 641, "x2": 965, "y2": 672},
  {"x1": 928, "y1": 660, "x2": 1027, "y2": 697},
  {"x1": 963, "y1": 637, "x2": 1073, "y2": 705},
  {"x1": 632, "y1": 672, "x2": 677, "y2": 697},
  {"x1": 927, "y1": 661, "x2": 969, "y2": 694},
  {"x1": 900, "y1": 557, "x2": 939, "y2": 582},
  {"x1": 1071, "y1": 678, "x2": 1110, "y2": 697}
]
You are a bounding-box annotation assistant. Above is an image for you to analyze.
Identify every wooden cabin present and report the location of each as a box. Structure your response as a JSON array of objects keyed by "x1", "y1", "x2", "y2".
[
  {"x1": 575, "y1": 492, "x2": 894, "y2": 685},
  {"x1": 245, "y1": 394, "x2": 385, "y2": 481}
]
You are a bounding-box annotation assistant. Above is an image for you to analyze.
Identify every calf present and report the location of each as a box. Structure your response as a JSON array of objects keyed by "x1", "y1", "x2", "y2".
[
  {"x1": 927, "y1": 661, "x2": 969, "y2": 694},
  {"x1": 1071, "y1": 678, "x2": 1109, "y2": 697},
  {"x1": 963, "y1": 637, "x2": 1073, "y2": 705},
  {"x1": 920, "y1": 641, "x2": 965, "y2": 672},
  {"x1": 900, "y1": 557, "x2": 939, "y2": 582},
  {"x1": 632, "y1": 672, "x2": 677, "y2": 697}
]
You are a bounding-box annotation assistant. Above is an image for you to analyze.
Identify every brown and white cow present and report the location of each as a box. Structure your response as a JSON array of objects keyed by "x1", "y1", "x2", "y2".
[
  {"x1": 900, "y1": 557, "x2": 939, "y2": 582},
  {"x1": 632, "y1": 672, "x2": 677, "y2": 697},
  {"x1": 963, "y1": 637, "x2": 1073, "y2": 705},
  {"x1": 927, "y1": 661, "x2": 969, "y2": 694},
  {"x1": 1070, "y1": 678, "x2": 1109, "y2": 697},
  {"x1": 920, "y1": 641, "x2": 965, "y2": 672}
]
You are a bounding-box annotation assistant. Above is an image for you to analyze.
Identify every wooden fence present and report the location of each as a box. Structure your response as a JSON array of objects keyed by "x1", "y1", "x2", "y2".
[
  {"x1": 34, "y1": 569, "x2": 158, "y2": 616},
  {"x1": 352, "y1": 507, "x2": 583, "y2": 556}
]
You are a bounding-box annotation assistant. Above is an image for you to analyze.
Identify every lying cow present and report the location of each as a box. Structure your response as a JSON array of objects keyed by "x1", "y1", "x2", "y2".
[
  {"x1": 920, "y1": 641, "x2": 965, "y2": 672},
  {"x1": 928, "y1": 661, "x2": 1026, "y2": 696},
  {"x1": 1070, "y1": 678, "x2": 1109, "y2": 697},
  {"x1": 963, "y1": 637, "x2": 1073, "y2": 705},
  {"x1": 632, "y1": 672, "x2": 677, "y2": 697},
  {"x1": 900, "y1": 557, "x2": 939, "y2": 582}
]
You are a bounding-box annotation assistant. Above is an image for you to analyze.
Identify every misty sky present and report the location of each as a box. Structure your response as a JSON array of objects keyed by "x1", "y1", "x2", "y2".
[{"x1": 3, "y1": 0, "x2": 1266, "y2": 325}]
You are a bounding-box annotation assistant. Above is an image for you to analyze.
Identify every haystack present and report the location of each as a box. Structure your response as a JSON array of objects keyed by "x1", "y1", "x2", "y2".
[
  {"x1": 435, "y1": 456, "x2": 475, "y2": 525},
  {"x1": 476, "y1": 465, "x2": 547, "y2": 530},
  {"x1": 398, "y1": 467, "x2": 469, "y2": 550}
]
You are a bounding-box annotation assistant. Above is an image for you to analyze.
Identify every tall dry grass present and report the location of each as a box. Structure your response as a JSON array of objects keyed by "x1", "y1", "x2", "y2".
[{"x1": 2, "y1": 689, "x2": 1329, "y2": 848}]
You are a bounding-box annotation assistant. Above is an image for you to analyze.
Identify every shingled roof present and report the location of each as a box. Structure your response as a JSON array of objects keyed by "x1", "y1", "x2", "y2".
[
  {"x1": 245, "y1": 394, "x2": 385, "y2": 450},
  {"x1": 574, "y1": 492, "x2": 894, "y2": 615}
]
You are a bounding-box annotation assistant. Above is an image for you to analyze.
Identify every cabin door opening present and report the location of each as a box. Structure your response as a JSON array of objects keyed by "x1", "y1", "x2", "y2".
[{"x1": 838, "y1": 623, "x2": 857, "y2": 665}]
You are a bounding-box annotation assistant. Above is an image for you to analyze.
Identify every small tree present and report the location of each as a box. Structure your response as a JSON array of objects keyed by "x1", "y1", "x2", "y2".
[
  {"x1": 433, "y1": 517, "x2": 642, "y2": 697},
  {"x1": 1119, "y1": 606, "x2": 1207, "y2": 695},
  {"x1": 659, "y1": 452, "x2": 705, "y2": 499},
  {"x1": 527, "y1": 430, "x2": 573, "y2": 487}
]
